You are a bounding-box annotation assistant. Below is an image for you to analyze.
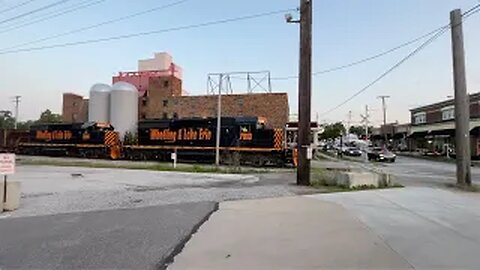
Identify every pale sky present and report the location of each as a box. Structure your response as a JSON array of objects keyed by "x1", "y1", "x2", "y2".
[{"x1": 0, "y1": 0, "x2": 479, "y2": 127}]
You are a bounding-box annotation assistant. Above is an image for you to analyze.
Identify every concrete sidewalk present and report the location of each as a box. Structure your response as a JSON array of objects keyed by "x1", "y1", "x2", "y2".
[
  {"x1": 308, "y1": 187, "x2": 480, "y2": 270},
  {"x1": 169, "y1": 196, "x2": 413, "y2": 270}
]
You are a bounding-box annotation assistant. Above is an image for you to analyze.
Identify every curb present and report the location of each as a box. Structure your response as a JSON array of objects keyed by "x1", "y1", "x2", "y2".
[{"x1": 158, "y1": 202, "x2": 219, "y2": 270}]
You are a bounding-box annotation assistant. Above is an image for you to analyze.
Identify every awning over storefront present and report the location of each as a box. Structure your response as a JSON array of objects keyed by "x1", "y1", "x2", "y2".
[
  {"x1": 409, "y1": 119, "x2": 480, "y2": 138},
  {"x1": 409, "y1": 131, "x2": 428, "y2": 138}
]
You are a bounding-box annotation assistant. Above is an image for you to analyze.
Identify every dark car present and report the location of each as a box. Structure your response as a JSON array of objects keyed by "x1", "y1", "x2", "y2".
[
  {"x1": 343, "y1": 147, "x2": 362, "y2": 157},
  {"x1": 367, "y1": 147, "x2": 396, "y2": 162}
]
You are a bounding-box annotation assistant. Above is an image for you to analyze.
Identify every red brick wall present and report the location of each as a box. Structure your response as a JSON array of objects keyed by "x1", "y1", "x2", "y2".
[
  {"x1": 62, "y1": 93, "x2": 88, "y2": 123},
  {"x1": 148, "y1": 76, "x2": 182, "y2": 97},
  {"x1": 144, "y1": 92, "x2": 289, "y2": 128},
  {"x1": 471, "y1": 102, "x2": 480, "y2": 118},
  {"x1": 426, "y1": 110, "x2": 442, "y2": 123}
]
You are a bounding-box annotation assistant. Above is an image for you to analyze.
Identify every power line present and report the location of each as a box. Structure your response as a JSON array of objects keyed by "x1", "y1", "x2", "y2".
[
  {"x1": 0, "y1": 8, "x2": 297, "y2": 55},
  {"x1": 0, "y1": 0, "x2": 106, "y2": 34},
  {"x1": 0, "y1": 0, "x2": 38, "y2": 15},
  {"x1": 320, "y1": 5, "x2": 480, "y2": 116},
  {"x1": 272, "y1": 3, "x2": 480, "y2": 81},
  {"x1": 0, "y1": 0, "x2": 99, "y2": 29},
  {"x1": 0, "y1": 0, "x2": 73, "y2": 25},
  {"x1": 321, "y1": 27, "x2": 449, "y2": 116},
  {"x1": 463, "y1": 3, "x2": 480, "y2": 17},
  {"x1": 272, "y1": 25, "x2": 449, "y2": 80},
  {"x1": 0, "y1": 0, "x2": 188, "y2": 51}
]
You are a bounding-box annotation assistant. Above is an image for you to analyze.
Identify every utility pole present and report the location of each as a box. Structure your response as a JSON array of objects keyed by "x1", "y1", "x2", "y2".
[
  {"x1": 285, "y1": 0, "x2": 312, "y2": 185},
  {"x1": 450, "y1": 9, "x2": 471, "y2": 186},
  {"x1": 347, "y1": 110, "x2": 352, "y2": 134},
  {"x1": 377, "y1": 95, "x2": 390, "y2": 144},
  {"x1": 12, "y1": 95, "x2": 21, "y2": 130},
  {"x1": 215, "y1": 74, "x2": 223, "y2": 166},
  {"x1": 295, "y1": 0, "x2": 313, "y2": 185}
]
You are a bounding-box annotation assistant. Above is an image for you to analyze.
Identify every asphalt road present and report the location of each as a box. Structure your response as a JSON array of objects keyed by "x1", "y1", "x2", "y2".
[
  {"x1": 0, "y1": 202, "x2": 217, "y2": 270},
  {"x1": 364, "y1": 156, "x2": 480, "y2": 187}
]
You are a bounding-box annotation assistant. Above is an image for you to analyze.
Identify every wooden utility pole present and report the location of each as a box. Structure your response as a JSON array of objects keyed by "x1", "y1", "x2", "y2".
[
  {"x1": 377, "y1": 95, "x2": 390, "y2": 144},
  {"x1": 297, "y1": 0, "x2": 312, "y2": 185},
  {"x1": 450, "y1": 9, "x2": 471, "y2": 186}
]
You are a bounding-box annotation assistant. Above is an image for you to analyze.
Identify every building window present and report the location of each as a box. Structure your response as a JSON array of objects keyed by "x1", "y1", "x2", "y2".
[
  {"x1": 163, "y1": 100, "x2": 168, "y2": 107},
  {"x1": 142, "y1": 98, "x2": 148, "y2": 106},
  {"x1": 441, "y1": 106, "x2": 454, "y2": 121},
  {"x1": 162, "y1": 113, "x2": 168, "y2": 119},
  {"x1": 141, "y1": 113, "x2": 146, "y2": 119},
  {"x1": 73, "y1": 102, "x2": 77, "y2": 107},
  {"x1": 163, "y1": 80, "x2": 169, "y2": 88},
  {"x1": 173, "y1": 112, "x2": 178, "y2": 119},
  {"x1": 414, "y1": 112, "x2": 426, "y2": 124}
]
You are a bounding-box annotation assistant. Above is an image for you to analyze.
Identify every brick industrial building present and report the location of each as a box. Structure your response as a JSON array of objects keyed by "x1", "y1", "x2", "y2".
[
  {"x1": 63, "y1": 52, "x2": 289, "y2": 128},
  {"x1": 62, "y1": 93, "x2": 88, "y2": 123}
]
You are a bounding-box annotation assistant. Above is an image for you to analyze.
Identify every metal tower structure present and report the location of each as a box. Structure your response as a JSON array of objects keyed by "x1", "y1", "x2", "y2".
[{"x1": 207, "y1": 71, "x2": 272, "y2": 95}]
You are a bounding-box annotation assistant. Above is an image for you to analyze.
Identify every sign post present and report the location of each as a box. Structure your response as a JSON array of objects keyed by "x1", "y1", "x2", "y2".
[
  {"x1": 171, "y1": 149, "x2": 177, "y2": 169},
  {"x1": 1, "y1": 153, "x2": 16, "y2": 203}
]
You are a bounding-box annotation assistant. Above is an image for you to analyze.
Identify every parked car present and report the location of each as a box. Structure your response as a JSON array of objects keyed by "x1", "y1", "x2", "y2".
[
  {"x1": 367, "y1": 147, "x2": 396, "y2": 162},
  {"x1": 343, "y1": 147, "x2": 362, "y2": 157}
]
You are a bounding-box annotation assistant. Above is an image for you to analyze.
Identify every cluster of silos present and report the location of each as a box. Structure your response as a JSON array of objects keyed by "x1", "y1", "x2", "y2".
[{"x1": 88, "y1": 82, "x2": 138, "y2": 140}]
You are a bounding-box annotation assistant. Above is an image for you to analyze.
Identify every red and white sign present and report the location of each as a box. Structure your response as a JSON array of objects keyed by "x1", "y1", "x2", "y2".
[{"x1": 0, "y1": 153, "x2": 15, "y2": 175}]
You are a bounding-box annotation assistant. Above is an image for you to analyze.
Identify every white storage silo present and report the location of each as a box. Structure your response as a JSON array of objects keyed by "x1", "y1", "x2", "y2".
[
  {"x1": 110, "y1": 82, "x2": 138, "y2": 140},
  {"x1": 88, "y1": 83, "x2": 111, "y2": 123}
]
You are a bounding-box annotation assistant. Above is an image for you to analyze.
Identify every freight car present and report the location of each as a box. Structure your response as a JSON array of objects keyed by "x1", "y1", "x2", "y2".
[
  {"x1": 18, "y1": 122, "x2": 120, "y2": 159},
  {"x1": 125, "y1": 116, "x2": 292, "y2": 166},
  {"x1": 0, "y1": 129, "x2": 29, "y2": 153}
]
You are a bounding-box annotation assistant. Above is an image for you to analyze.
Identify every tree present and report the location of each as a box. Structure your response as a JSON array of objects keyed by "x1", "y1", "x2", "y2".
[
  {"x1": 320, "y1": 122, "x2": 345, "y2": 140},
  {"x1": 349, "y1": 125, "x2": 374, "y2": 138},
  {"x1": 38, "y1": 109, "x2": 62, "y2": 123},
  {"x1": 0, "y1": 110, "x2": 15, "y2": 129},
  {"x1": 16, "y1": 120, "x2": 36, "y2": 130}
]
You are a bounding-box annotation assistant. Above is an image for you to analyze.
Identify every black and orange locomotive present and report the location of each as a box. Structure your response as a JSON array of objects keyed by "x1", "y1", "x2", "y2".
[
  {"x1": 19, "y1": 122, "x2": 120, "y2": 159},
  {"x1": 17, "y1": 117, "x2": 294, "y2": 166}
]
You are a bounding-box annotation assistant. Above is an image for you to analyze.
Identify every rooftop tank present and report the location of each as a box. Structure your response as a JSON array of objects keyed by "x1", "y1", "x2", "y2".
[
  {"x1": 110, "y1": 82, "x2": 139, "y2": 140},
  {"x1": 88, "y1": 83, "x2": 111, "y2": 123}
]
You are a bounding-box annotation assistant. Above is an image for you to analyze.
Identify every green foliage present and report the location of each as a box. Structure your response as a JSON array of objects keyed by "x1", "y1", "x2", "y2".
[
  {"x1": 123, "y1": 131, "x2": 138, "y2": 145},
  {"x1": 0, "y1": 110, "x2": 15, "y2": 129},
  {"x1": 18, "y1": 157, "x2": 273, "y2": 174},
  {"x1": 1, "y1": 109, "x2": 62, "y2": 130},
  {"x1": 349, "y1": 125, "x2": 374, "y2": 137},
  {"x1": 320, "y1": 122, "x2": 345, "y2": 140},
  {"x1": 16, "y1": 120, "x2": 36, "y2": 130},
  {"x1": 38, "y1": 109, "x2": 62, "y2": 123}
]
